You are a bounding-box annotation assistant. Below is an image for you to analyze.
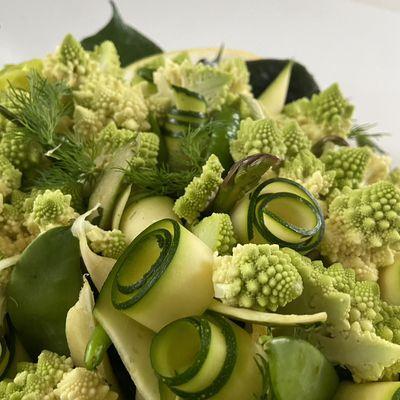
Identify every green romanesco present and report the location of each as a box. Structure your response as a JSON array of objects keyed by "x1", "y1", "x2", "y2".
[
  {"x1": 321, "y1": 181, "x2": 400, "y2": 281},
  {"x1": 283, "y1": 83, "x2": 354, "y2": 142},
  {"x1": 219, "y1": 58, "x2": 252, "y2": 99},
  {"x1": 280, "y1": 120, "x2": 312, "y2": 159},
  {"x1": 0, "y1": 195, "x2": 33, "y2": 257},
  {"x1": 0, "y1": 155, "x2": 22, "y2": 198},
  {"x1": 44, "y1": 34, "x2": 149, "y2": 138},
  {"x1": 173, "y1": 154, "x2": 224, "y2": 223},
  {"x1": 153, "y1": 59, "x2": 232, "y2": 111},
  {"x1": 191, "y1": 213, "x2": 237, "y2": 255},
  {"x1": 388, "y1": 167, "x2": 400, "y2": 189},
  {"x1": 54, "y1": 367, "x2": 118, "y2": 400},
  {"x1": 280, "y1": 249, "x2": 400, "y2": 382},
  {"x1": 86, "y1": 223, "x2": 127, "y2": 259},
  {"x1": 0, "y1": 132, "x2": 44, "y2": 172},
  {"x1": 0, "y1": 350, "x2": 117, "y2": 400},
  {"x1": 26, "y1": 189, "x2": 77, "y2": 233},
  {"x1": 230, "y1": 118, "x2": 287, "y2": 161},
  {"x1": 279, "y1": 150, "x2": 336, "y2": 198},
  {"x1": 213, "y1": 243, "x2": 303, "y2": 312},
  {"x1": 322, "y1": 146, "x2": 391, "y2": 194},
  {"x1": 96, "y1": 122, "x2": 159, "y2": 170}
]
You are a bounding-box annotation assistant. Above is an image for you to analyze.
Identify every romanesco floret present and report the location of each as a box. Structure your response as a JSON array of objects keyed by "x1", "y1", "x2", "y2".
[
  {"x1": 389, "y1": 167, "x2": 400, "y2": 188},
  {"x1": 230, "y1": 118, "x2": 287, "y2": 161},
  {"x1": 0, "y1": 132, "x2": 44, "y2": 172},
  {"x1": 173, "y1": 154, "x2": 224, "y2": 223},
  {"x1": 219, "y1": 58, "x2": 252, "y2": 98},
  {"x1": 213, "y1": 243, "x2": 303, "y2": 312},
  {"x1": 130, "y1": 131, "x2": 159, "y2": 170},
  {"x1": 0, "y1": 196, "x2": 33, "y2": 257},
  {"x1": 280, "y1": 120, "x2": 311, "y2": 159},
  {"x1": 26, "y1": 189, "x2": 77, "y2": 233},
  {"x1": 153, "y1": 59, "x2": 232, "y2": 111},
  {"x1": 91, "y1": 41, "x2": 121, "y2": 77},
  {"x1": 86, "y1": 223, "x2": 127, "y2": 259},
  {"x1": 283, "y1": 83, "x2": 354, "y2": 142},
  {"x1": 321, "y1": 181, "x2": 400, "y2": 281},
  {"x1": 0, "y1": 155, "x2": 22, "y2": 198},
  {"x1": 280, "y1": 249, "x2": 400, "y2": 382},
  {"x1": 0, "y1": 350, "x2": 117, "y2": 400},
  {"x1": 97, "y1": 122, "x2": 137, "y2": 154},
  {"x1": 191, "y1": 213, "x2": 237, "y2": 255},
  {"x1": 54, "y1": 367, "x2": 118, "y2": 400},
  {"x1": 322, "y1": 146, "x2": 391, "y2": 194},
  {"x1": 279, "y1": 150, "x2": 336, "y2": 198}
]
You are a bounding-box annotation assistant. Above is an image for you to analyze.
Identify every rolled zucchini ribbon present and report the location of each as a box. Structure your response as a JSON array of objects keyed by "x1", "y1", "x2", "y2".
[
  {"x1": 99, "y1": 218, "x2": 214, "y2": 332},
  {"x1": 150, "y1": 313, "x2": 265, "y2": 400},
  {"x1": 231, "y1": 178, "x2": 324, "y2": 252}
]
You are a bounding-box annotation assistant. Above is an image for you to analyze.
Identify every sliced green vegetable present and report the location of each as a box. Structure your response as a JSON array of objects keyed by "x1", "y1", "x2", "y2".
[
  {"x1": 379, "y1": 254, "x2": 400, "y2": 305},
  {"x1": 208, "y1": 300, "x2": 327, "y2": 326},
  {"x1": 213, "y1": 154, "x2": 280, "y2": 214},
  {"x1": 267, "y1": 337, "x2": 339, "y2": 400},
  {"x1": 81, "y1": 1, "x2": 162, "y2": 67},
  {"x1": 247, "y1": 59, "x2": 320, "y2": 102},
  {"x1": 88, "y1": 147, "x2": 133, "y2": 229},
  {"x1": 0, "y1": 59, "x2": 43, "y2": 91},
  {"x1": 98, "y1": 219, "x2": 214, "y2": 332},
  {"x1": 333, "y1": 382, "x2": 400, "y2": 400},
  {"x1": 8, "y1": 227, "x2": 83, "y2": 357},
  {"x1": 150, "y1": 313, "x2": 264, "y2": 399},
  {"x1": 111, "y1": 184, "x2": 132, "y2": 230},
  {"x1": 0, "y1": 336, "x2": 10, "y2": 378},
  {"x1": 258, "y1": 61, "x2": 293, "y2": 116},
  {"x1": 119, "y1": 196, "x2": 179, "y2": 242},
  {"x1": 231, "y1": 178, "x2": 324, "y2": 253},
  {"x1": 172, "y1": 85, "x2": 207, "y2": 113}
]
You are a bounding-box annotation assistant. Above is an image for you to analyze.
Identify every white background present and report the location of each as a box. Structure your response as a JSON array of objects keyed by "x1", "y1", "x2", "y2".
[{"x1": 1, "y1": 0, "x2": 399, "y2": 163}]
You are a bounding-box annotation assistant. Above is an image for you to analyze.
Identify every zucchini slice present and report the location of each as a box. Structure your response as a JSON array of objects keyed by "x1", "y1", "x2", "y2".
[
  {"x1": 99, "y1": 219, "x2": 214, "y2": 332},
  {"x1": 119, "y1": 196, "x2": 179, "y2": 242},
  {"x1": 172, "y1": 85, "x2": 207, "y2": 113},
  {"x1": 0, "y1": 336, "x2": 10, "y2": 378},
  {"x1": 150, "y1": 313, "x2": 264, "y2": 400},
  {"x1": 111, "y1": 185, "x2": 132, "y2": 230},
  {"x1": 208, "y1": 300, "x2": 327, "y2": 326},
  {"x1": 231, "y1": 178, "x2": 324, "y2": 253},
  {"x1": 379, "y1": 254, "x2": 400, "y2": 305}
]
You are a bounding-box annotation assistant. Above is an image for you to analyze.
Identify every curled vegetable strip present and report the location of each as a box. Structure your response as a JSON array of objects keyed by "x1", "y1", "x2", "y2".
[
  {"x1": 71, "y1": 206, "x2": 115, "y2": 290},
  {"x1": 0, "y1": 255, "x2": 21, "y2": 272},
  {"x1": 104, "y1": 218, "x2": 214, "y2": 332},
  {"x1": 231, "y1": 178, "x2": 324, "y2": 252},
  {"x1": 208, "y1": 300, "x2": 327, "y2": 326},
  {"x1": 150, "y1": 313, "x2": 265, "y2": 400}
]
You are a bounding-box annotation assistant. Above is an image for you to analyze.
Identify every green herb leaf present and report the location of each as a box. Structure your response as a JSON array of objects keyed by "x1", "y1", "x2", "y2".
[
  {"x1": 81, "y1": 1, "x2": 162, "y2": 67},
  {"x1": 349, "y1": 123, "x2": 389, "y2": 154},
  {"x1": 246, "y1": 59, "x2": 320, "y2": 103}
]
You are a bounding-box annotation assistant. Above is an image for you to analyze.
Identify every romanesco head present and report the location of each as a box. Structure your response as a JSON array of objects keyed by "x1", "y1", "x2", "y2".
[
  {"x1": 91, "y1": 41, "x2": 121, "y2": 76},
  {"x1": 35, "y1": 350, "x2": 73, "y2": 388},
  {"x1": 281, "y1": 120, "x2": 311, "y2": 159},
  {"x1": 54, "y1": 367, "x2": 118, "y2": 400},
  {"x1": 230, "y1": 118, "x2": 287, "y2": 161},
  {"x1": 0, "y1": 155, "x2": 22, "y2": 198},
  {"x1": 173, "y1": 154, "x2": 224, "y2": 223},
  {"x1": 86, "y1": 223, "x2": 127, "y2": 259},
  {"x1": 322, "y1": 147, "x2": 391, "y2": 195},
  {"x1": 283, "y1": 84, "x2": 354, "y2": 142},
  {"x1": 154, "y1": 59, "x2": 232, "y2": 111},
  {"x1": 98, "y1": 122, "x2": 136, "y2": 154},
  {"x1": 131, "y1": 131, "x2": 160, "y2": 170},
  {"x1": 321, "y1": 181, "x2": 400, "y2": 280},
  {"x1": 0, "y1": 133, "x2": 43, "y2": 172},
  {"x1": 213, "y1": 243, "x2": 303, "y2": 312},
  {"x1": 27, "y1": 189, "x2": 77, "y2": 233},
  {"x1": 191, "y1": 213, "x2": 237, "y2": 255},
  {"x1": 279, "y1": 150, "x2": 335, "y2": 198},
  {"x1": 219, "y1": 58, "x2": 251, "y2": 97}
]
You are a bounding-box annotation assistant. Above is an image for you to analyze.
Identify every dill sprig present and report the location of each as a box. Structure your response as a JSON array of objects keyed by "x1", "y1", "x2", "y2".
[
  {"x1": 125, "y1": 121, "x2": 224, "y2": 197},
  {"x1": 0, "y1": 71, "x2": 73, "y2": 147},
  {"x1": 349, "y1": 122, "x2": 389, "y2": 154}
]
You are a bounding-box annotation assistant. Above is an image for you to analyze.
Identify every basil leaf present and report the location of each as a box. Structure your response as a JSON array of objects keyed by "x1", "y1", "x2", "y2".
[
  {"x1": 246, "y1": 59, "x2": 320, "y2": 103},
  {"x1": 81, "y1": 1, "x2": 162, "y2": 67}
]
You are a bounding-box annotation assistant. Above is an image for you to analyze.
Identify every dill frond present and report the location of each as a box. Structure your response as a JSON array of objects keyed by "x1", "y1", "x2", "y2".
[{"x1": 349, "y1": 122, "x2": 389, "y2": 154}]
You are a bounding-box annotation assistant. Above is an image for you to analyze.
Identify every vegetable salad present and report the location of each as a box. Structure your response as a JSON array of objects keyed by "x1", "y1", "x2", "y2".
[{"x1": 0, "y1": 3, "x2": 399, "y2": 400}]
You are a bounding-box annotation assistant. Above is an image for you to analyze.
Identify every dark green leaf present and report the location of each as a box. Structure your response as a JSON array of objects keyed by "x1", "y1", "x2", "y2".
[
  {"x1": 246, "y1": 59, "x2": 320, "y2": 103},
  {"x1": 213, "y1": 153, "x2": 280, "y2": 213},
  {"x1": 81, "y1": 1, "x2": 162, "y2": 67}
]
